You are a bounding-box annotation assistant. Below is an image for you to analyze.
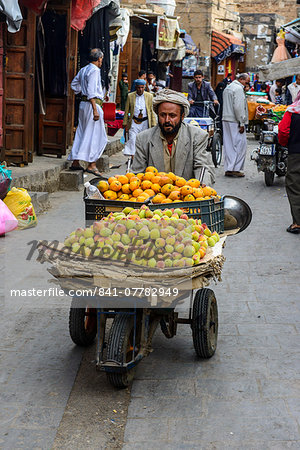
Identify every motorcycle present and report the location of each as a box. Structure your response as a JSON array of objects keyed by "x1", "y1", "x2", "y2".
[{"x1": 251, "y1": 113, "x2": 288, "y2": 186}]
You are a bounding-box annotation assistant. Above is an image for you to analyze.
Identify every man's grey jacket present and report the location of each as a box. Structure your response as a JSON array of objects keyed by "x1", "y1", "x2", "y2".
[
  {"x1": 132, "y1": 122, "x2": 215, "y2": 184},
  {"x1": 188, "y1": 80, "x2": 217, "y2": 102},
  {"x1": 222, "y1": 79, "x2": 248, "y2": 126}
]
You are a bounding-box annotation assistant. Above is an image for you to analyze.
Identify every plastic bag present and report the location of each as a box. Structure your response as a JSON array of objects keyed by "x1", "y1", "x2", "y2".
[
  {"x1": 0, "y1": 199, "x2": 18, "y2": 235},
  {"x1": 3, "y1": 187, "x2": 37, "y2": 229},
  {"x1": 0, "y1": 162, "x2": 12, "y2": 200}
]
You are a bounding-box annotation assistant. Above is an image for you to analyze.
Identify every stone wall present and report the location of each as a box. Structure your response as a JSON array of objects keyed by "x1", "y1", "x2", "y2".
[
  {"x1": 235, "y1": 0, "x2": 299, "y2": 24},
  {"x1": 241, "y1": 13, "x2": 284, "y2": 71}
]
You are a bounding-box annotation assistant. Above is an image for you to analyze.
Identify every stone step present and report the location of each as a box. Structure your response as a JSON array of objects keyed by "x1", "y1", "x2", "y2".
[
  {"x1": 28, "y1": 191, "x2": 50, "y2": 214},
  {"x1": 59, "y1": 170, "x2": 84, "y2": 191}
]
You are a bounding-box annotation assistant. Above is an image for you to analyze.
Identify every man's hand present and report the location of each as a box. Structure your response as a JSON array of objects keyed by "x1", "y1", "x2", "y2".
[
  {"x1": 93, "y1": 111, "x2": 100, "y2": 121},
  {"x1": 123, "y1": 124, "x2": 128, "y2": 132},
  {"x1": 189, "y1": 99, "x2": 195, "y2": 105},
  {"x1": 105, "y1": 95, "x2": 109, "y2": 102},
  {"x1": 239, "y1": 126, "x2": 245, "y2": 134},
  {"x1": 213, "y1": 99, "x2": 219, "y2": 105}
]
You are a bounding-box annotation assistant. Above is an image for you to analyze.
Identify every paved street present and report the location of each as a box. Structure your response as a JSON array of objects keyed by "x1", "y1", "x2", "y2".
[{"x1": 1, "y1": 135, "x2": 299, "y2": 449}]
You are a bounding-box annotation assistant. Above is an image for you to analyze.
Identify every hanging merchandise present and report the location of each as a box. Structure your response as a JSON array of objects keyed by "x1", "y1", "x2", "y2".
[
  {"x1": 71, "y1": 0, "x2": 101, "y2": 32},
  {"x1": 271, "y1": 30, "x2": 292, "y2": 63},
  {"x1": 4, "y1": 188, "x2": 37, "y2": 229},
  {"x1": 0, "y1": 162, "x2": 12, "y2": 200},
  {"x1": 0, "y1": 200, "x2": 18, "y2": 236}
]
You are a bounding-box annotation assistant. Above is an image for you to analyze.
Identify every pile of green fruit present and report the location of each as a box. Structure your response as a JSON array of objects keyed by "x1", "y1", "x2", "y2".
[{"x1": 64, "y1": 205, "x2": 220, "y2": 269}]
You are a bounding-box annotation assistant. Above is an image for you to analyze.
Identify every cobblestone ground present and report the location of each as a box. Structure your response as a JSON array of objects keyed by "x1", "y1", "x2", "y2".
[{"x1": 122, "y1": 136, "x2": 300, "y2": 449}]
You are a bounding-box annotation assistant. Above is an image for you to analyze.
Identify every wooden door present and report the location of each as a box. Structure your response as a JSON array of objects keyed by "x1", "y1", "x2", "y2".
[
  {"x1": 131, "y1": 38, "x2": 142, "y2": 84},
  {"x1": 2, "y1": 8, "x2": 36, "y2": 165},
  {"x1": 38, "y1": 1, "x2": 72, "y2": 157},
  {"x1": 116, "y1": 30, "x2": 132, "y2": 107}
]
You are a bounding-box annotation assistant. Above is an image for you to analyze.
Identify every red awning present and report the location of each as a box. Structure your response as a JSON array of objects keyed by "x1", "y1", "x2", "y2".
[
  {"x1": 71, "y1": 0, "x2": 101, "y2": 31},
  {"x1": 211, "y1": 30, "x2": 245, "y2": 63}
]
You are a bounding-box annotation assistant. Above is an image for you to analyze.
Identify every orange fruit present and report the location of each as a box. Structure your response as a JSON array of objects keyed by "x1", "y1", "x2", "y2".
[
  {"x1": 199, "y1": 247, "x2": 206, "y2": 259},
  {"x1": 132, "y1": 188, "x2": 144, "y2": 198},
  {"x1": 143, "y1": 172, "x2": 154, "y2": 181},
  {"x1": 126, "y1": 172, "x2": 135, "y2": 181},
  {"x1": 168, "y1": 190, "x2": 181, "y2": 201},
  {"x1": 141, "y1": 180, "x2": 153, "y2": 190},
  {"x1": 193, "y1": 187, "x2": 204, "y2": 198},
  {"x1": 161, "y1": 198, "x2": 173, "y2": 203},
  {"x1": 110, "y1": 180, "x2": 122, "y2": 192},
  {"x1": 151, "y1": 183, "x2": 161, "y2": 193},
  {"x1": 108, "y1": 176, "x2": 117, "y2": 184},
  {"x1": 157, "y1": 172, "x2": 167, "y2": 177},
  {"x1": 103, "y1": 190, "x2": 117, "y2": 200},
  {"x1": 152, "y1": 193, "x2": 166, "y2": 204},
  {"x1": 129, "y1": 197, "x2": 137, "y2": 202},
  {"x1": 181, "y1": 185, "x2": 193, "y2": 197},
  {"x1": 187, "y1": 178, "x2": 201, "y2": 188},
  {"x1": 173, "y1": 199, "x2": 183, "y2": 202},
  {"x1": 161, "y1": 183, "x2": 173, "y2": 196},
  {"x1": 152, "y1": 175, "x2": 161, "y2": 184},
  {"x1": 145, "y1": 166, "x2": 158, "y2": 174},
  {"x1": 175, "y1": 176, "x2": 186, "y2": 187},
  {"x1": 184, "y1": 194, "x2": 195, "y2": 201},
  {"x1": 129, "y1": 178, "x2": 141, "y2": 191},
  {"x1": 117, "y1": 190, "x2": 123, "y2": 198},
  {"x1": 158, "y1": 176, "x2": 173, "y2": 187},
  {"x1": 122, "y1": 183, "x2": 131, "y2": 194},
  {"x1": 119, "y1": 194, "x2": 130, "y2": 200},
  {"x1": 117, "y1": 175, "x2": 129, "y2": 185},
  {"x1": 167, "y1": 172, "x2": 177, "y2": 182},
  {"x1": 144, "y1": 189, "x2": 155, "y2": 197},
  {"x1": 136, "y1": 194, "x2": 149, "y2": 202},
  {"x1": 97, "y1": 180, "x2": 109, "y2": 193},
  {"x1": 136, "y1": 173, "x2": 144, "y2": 180},
  {"x1": 202, "y1": 186, "x2": 217, "y2": 197}
]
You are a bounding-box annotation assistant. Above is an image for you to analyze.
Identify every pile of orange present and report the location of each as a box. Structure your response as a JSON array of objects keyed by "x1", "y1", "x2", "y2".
[{"x1": 97, "y1": 166, "x2": 218, "y2": 204}]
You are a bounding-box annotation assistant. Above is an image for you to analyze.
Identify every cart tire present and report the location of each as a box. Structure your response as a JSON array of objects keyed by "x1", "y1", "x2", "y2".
[
  {"x1": 69, "y1": 306, "x2": 97, "y2": 347},
  {"x1": 211, "y1": 132, "x2": 222, "y2": 167},
  {"x1": 106, "y1": 313, "x2": 138, "y2": 388},
  {"x1": 192, "y1": 288, "x2": 218, "y2": 358},
  {"x1": 264, "y1": 170, "x2": 275, "y2": 186}
]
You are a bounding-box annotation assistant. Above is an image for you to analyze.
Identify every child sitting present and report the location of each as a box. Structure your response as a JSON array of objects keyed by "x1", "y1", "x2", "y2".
[{"x1": 275, "y1": 88, "x2": 284, "y2": 105}]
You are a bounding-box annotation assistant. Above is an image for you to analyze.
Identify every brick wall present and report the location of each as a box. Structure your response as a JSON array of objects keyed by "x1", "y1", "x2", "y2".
[{"x1": 235, "y1": 0, "x2": 299, "y2": 24}]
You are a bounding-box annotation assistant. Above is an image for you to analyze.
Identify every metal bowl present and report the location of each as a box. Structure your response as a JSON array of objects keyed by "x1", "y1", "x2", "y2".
[{"x1": 223, "y1": 195, "x2": 252, "y2": 234}]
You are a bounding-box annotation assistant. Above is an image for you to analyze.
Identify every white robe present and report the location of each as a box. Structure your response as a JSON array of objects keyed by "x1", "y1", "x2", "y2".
[
  {"x1": 123, "y1": 93, "x2": 149, "y2": 156},
  {"x1": 68, "y1": 63, "x2": 108, "y2": 163},
  {"x1": 222, "y1": 121, "x2": 247, "y2": 172}
]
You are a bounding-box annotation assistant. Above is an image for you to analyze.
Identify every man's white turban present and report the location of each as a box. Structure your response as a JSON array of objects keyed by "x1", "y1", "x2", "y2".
[{"x1": 152, "y1": 88, "x2": 190, "y2": 116}]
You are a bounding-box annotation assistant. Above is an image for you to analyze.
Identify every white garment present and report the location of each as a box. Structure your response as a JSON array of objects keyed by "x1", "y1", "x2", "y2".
[
  {"x1": 222, "y1": 80, "x2": 248, "y2": 126},
  {"x1": 287, "y1": 82, "x2": 300, "y2": 102},
  {"x1": 222, "y1": 121, "x2": 247, "y2": 172},
  {"x1": 68, "y1": 63, "x2": 107, "y2": 162},
  {"x1": 123, "y1": 94, "x2": 148, "y2": 156}
]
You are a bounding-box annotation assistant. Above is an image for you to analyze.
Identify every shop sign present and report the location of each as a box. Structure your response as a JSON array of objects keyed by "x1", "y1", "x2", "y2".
[
  {"x1": 182, "y1": 55, "x2": 198, "y2": 76},
  {"x1": 156, "y1": 16, "x2": 179, "y2": 50}
]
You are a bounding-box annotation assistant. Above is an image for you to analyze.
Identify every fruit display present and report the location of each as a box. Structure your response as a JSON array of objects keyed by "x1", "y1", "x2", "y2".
[
  {"x1": 97, "y1": 166, "x2": 219, "y2": 204},
  {"x1": 272, "y1": 104, "x2": 287, "y2": 112},
  {"x1": 64, "y1": 205, "x2": 220, "y2": 269}
]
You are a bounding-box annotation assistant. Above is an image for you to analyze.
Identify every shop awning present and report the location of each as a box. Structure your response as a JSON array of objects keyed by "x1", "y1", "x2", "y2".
[
  {"x1": 182, "y1": 33, "x2": 197, "y2": 54},
  {"x1": 19, "y1": 0, "x2": 47, "y2": 15},
  {"x1": 211, "y1": 30, "x2": 245, "y2": 64}
]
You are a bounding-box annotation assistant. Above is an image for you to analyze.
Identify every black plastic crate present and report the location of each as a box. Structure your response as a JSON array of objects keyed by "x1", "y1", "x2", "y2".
[{"x1": 149, "y1": 198, "x2": 224, "y2": 233}]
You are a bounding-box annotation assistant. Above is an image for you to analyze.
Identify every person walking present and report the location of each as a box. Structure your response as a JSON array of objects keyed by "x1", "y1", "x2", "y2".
[
  {"x1": 278, "y1": 91, "x2": 300, "y2": 234},
  {"x1": 130, "y1": 70, "x2": 146, "y2": 92},
  {"x1": 68, "y1": 48, "x2": 107, "y2": 176},
  {"x1": 188, "y1": 70, "x2": 218, "y2": 117},
  {"x1": 286, "y1": 74, "x2": 300, "y2": 105},
  {"x1": 123, "y1": 79, "x2": 156, "y2": 160},
  {"x1": 119, "y1": 72, "x2": 129, "y2": 111},
  {"x1": 222, "y1": 73, "x2": 250, "y2": 177}
]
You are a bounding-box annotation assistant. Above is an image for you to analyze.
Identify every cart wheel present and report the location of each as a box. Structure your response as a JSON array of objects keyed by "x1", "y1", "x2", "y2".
[
  {"x1": 254, "y1": 123, "x2": 261, "y2": 140},
  {"x1": 264, "y1": 170, "x2": 275, "y2": 186},
  {"x1": 106, "y1": 313, "x2": 139, "y2": 388},
  {"x1": 211, "y1": 132, "x2": 222, "y2": 167},
  {"x1": 69, "y1": 305, "x2": 97, "y2": 347},
  {"x1": 192, "y1": 288, "x2": 218, "y2": 358}
]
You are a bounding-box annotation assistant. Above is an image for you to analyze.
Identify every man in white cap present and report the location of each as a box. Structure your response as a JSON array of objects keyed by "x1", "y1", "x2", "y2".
[
  {"x1": 123, "y1": 79, "x2": 156, "y2": 161},
  {"x1": 132, "y1": 88, "x2": 215, "y2": 185}
]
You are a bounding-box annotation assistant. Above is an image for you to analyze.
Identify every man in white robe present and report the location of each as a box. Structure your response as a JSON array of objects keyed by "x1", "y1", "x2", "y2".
[
  {"x1": 123, "y1": 80, "x2": 156, "y2": 161},
  {"x1": 68, "y1": 48, "x2": 108, "y2": 176},
  {"x1": 222, "y1": 73, "x2": 250, "y2": 178}
]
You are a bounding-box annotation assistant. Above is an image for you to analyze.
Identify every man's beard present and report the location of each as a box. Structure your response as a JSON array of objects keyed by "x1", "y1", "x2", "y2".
[{"x1": 159, "y1": 119, "x2": 182, "y2": 137}]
